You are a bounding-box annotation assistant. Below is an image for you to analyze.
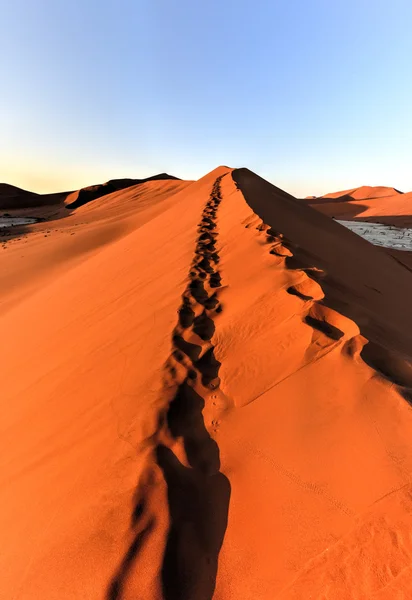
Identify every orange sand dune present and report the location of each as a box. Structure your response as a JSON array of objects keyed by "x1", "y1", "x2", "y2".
[
  {"x1": 0, "y1": 178, "x2": 192, "y2": 313},
  {"x1": 1, "y1": 167, "x2": 412, "y2": 599},
  {"x1": 64, "y1": 174, "x2": 180, "y2": 209},
  {"x1": 307, "y1": 185, "x2": 412, "y2": 224},
  {"x1": 0, "y1": 173, "x2": 181, "y2": 212},
  {"x1": 320, "y1": 185, "x2": 403, "y2": 200}
]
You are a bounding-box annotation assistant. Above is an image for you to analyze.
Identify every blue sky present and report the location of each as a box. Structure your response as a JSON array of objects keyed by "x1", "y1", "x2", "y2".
[{"x1": 1, "y1": 0, "x2": 411, "y2": 197}]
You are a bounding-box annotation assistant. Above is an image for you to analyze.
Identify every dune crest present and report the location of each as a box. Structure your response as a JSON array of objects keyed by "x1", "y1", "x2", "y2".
[
  {"x1": 64, "y1": 174, "x2": 180, "y2": 209},
  {"x1": 0, "y1": 182, "x2": 68, "y2": 209},
  {"x1": 0, "y1": 173, "x2": 182, "y2": 212},
  {"x1": 2, "y1": 166, "x2": 412, "y2": 599},
  {"x1": 307, "y1": 184, "x2": 412, "y2": 225},
  {"x1": 320, "y1": 185, "x2": 403, "y2": 201}
]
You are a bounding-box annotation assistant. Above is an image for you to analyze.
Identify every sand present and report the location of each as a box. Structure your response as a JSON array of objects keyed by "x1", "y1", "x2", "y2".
[
  {"x1": 307, "y1": 183, "x2": 412, "y2": 273},
  {"x1": 1, "y1": 168, "x2": 412, "y2": 599},
  {"x1": 306, "y1": 185, "x2": 412, "y2": 226},
  {"x1": 0, "y1": 178, "x2": 191, "y2": 313}
]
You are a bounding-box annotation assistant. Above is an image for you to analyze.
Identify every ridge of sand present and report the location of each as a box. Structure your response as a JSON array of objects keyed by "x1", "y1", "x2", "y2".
[
  {"x1": 0, "y1": 182, "x2": 68, "y2": 209},
  {"x1": 1, "y1": 166, "x2": 412, "y2": 599},
  {"x1": 306, "y1": 186, "x2": 412, "y2": 225},
  {"x1": 64, "y1": 174, "x2": 180, "y2": 209},
  {"x1": 318, "y1": 185, "x2": 403, "y2": 201},
  {"x1": 0, "y1": 178, "x2": 192, "y2": 314},
  {"x1": 0, "y1": 173, "x2": 183, "y2": 211}
]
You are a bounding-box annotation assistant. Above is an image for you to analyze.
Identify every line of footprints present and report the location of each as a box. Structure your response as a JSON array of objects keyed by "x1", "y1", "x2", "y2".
[{"x1": 165, "y1": 176, "x2": 225, "y2": 433}]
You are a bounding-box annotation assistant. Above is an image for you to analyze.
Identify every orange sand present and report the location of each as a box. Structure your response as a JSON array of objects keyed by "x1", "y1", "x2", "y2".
[
  {"x1": 1, "y1": 169, "x2": 412, "y2": 599},
  {"x1": 306, "y1": 185, "x2": 412, "y2": 225}
]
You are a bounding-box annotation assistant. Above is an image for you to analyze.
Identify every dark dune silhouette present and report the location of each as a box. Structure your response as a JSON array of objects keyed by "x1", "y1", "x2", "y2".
[
  {"x1": 65, "y1": 174, "x2": 180, "y2": 209},
  {"x1": 0, "y1": 182, "x2": 68, "y2": 209},
  {"x1": 0, "y1": 173, "x2": 180, "y2": 210}
]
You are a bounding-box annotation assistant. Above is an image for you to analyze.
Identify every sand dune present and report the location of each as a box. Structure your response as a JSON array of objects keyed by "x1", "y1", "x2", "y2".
[
  {"x1": 0, "y1": 177, "x2": 191, "y2": 313},
  {"x1": 64, "y1": 174, "x2": 180, "y2": 209},
  {"x1": 306, "y1": 185, "x2": 412, "y2": 224},
  {"x1": 320, "y1": 185, "x2": 403, "y2": 200},
  {"x1": 0, "y1": 173, "x2": 181, "y2": 212},
  {"x1": 0, "y1": 182, "x2": 68, "y2": 209},
  {"x1": 1, "y1": 167, "x2": 412, "y2": 599}
]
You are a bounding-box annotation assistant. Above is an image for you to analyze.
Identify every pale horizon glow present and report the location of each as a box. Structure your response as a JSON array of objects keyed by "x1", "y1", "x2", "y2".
[{"x1": 1, "y1": 0, "x2": 412, "y2": 199}]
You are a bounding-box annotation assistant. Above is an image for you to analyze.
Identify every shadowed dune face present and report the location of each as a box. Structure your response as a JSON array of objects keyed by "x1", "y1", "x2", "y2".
[
  {"x1": 304, "y1": 197, "x2": 369, "y2": 219},
  {"x1": 304, "y1": 183, "x2": 412, "y2": 273},
  {"x1": 0, "y1": 182, "x2": 68, "y2": 209},
  {"x1": 3, "y1": 166, "x2": 412, "y2": 599},
  {"x1": 233, "y1": 167, "x2": 412, "y2": 358}
]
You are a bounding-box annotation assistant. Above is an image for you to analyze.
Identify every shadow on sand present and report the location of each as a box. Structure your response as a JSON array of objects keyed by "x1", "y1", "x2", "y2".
[
  {"x1": 156, "y1": 381, "x2": 231, "y2": 600},
  {"x1": 106, "y1": 382, "x2": 230, "y2": 600}
]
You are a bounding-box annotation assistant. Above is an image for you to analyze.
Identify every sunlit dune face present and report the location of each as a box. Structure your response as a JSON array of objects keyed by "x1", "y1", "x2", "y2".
[{"x1": 2, "y1": 167, "x2": 412, "y2": 600}]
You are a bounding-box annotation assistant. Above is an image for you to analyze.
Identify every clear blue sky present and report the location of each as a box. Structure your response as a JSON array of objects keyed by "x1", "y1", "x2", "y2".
[{"x1": 1, "y1": 0, "x2": 411, "y2": 197}]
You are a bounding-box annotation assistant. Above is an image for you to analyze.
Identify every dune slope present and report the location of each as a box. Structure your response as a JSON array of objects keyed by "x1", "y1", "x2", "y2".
[
  {"x1": 321, "y1": 185, "x2": 403, "y2": 200},
  {"x1": 0, "y1": 178, "x2": 192, "y2": 313},
  {"x1": 0, "y1": 183, "x2": 67, "y2": 209},
  {"x1": 1, "y1": 167, "x2": 412, "y2": 599},
  {"x1": 64, "y1": 174, "x2": 180, "y2": 209},
  {"x1": 307, "y1": 185, "x2": 412, "y2": 225},
  {"x1": 0, "y1": 173, "x2": 182, "y2": 214}
]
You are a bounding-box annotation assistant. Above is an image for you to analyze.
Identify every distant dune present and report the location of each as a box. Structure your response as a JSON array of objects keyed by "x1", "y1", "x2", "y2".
[
  {"x1": 1, "y1": 168, "x2": 412, "y2": 599},
  {"x1": 320, "y1": 185, "x2": 403, "y2": 200},
  {"x1": 64, "y1": 173, "x2": 180, "y2": 209},
  {"x1": 0, "y1": 182, "x2": 68, "y2": 209},
  {"x1": 0, "y1": 173, "x2": 180, "y2": 211},
  {"x1": 306, "y1": 184, "x2": 412, "y2": 224}
]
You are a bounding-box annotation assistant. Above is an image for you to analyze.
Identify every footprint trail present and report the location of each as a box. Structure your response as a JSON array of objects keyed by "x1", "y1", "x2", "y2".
[{"x1": 156, "y1": 176, "x2": 231, "y2": 600}]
